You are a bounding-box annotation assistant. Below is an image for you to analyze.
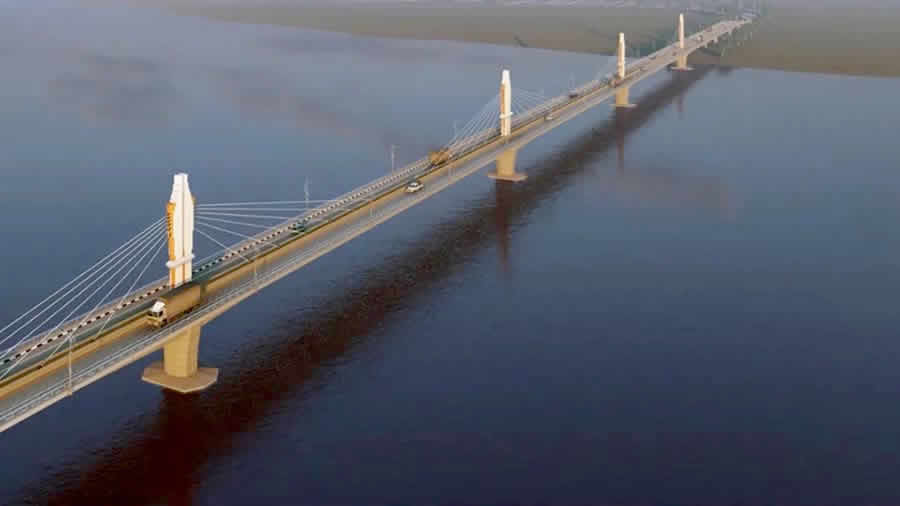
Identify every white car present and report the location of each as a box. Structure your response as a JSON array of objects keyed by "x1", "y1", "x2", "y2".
[{"x1": 405, "y1": 180, "x2": 423, "y2": 193}]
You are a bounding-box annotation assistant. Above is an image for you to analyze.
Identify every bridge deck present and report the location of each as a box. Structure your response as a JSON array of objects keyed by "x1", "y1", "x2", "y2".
[{"x1": 0, "y1": 18, "x2": 748, "y2": 432}]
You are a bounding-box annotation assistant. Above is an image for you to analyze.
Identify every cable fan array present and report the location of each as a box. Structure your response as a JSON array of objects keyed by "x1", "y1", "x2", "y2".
[{"x1": 0, "y1": 218, "x2": 169, "y2": 378}]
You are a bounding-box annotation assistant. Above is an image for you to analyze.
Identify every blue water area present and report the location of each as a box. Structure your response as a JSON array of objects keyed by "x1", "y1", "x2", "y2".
[{"x1": 2, "y1": 3, "x2": 900, "y2": 506}]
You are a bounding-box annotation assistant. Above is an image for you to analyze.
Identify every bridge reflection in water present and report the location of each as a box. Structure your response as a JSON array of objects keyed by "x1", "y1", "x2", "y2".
[{"x1": 21, "y1": 65, "x2": 729, "y2": 506}]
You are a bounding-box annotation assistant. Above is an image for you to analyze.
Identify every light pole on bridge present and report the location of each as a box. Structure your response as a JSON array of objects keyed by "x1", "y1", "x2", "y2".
[{"x1": 391, "y1": 144, "x2": 396, "y2": 174}]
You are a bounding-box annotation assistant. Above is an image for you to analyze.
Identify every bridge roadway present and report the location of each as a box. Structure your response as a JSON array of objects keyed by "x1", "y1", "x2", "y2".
[{"x1": 0, "y1": 18, "x2": 748, "y2": 432}]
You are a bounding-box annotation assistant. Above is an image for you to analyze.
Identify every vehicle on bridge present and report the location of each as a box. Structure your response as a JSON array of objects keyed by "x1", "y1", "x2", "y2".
[
  {"x1": 289, "y1": 222, "x2": 307, "y2": 235},
  {"x1": 405, "y1": 180, "x2": 424, "y2": 194},
  {"x1": 428, "y1": 148, "x2": 451, "y2": 167},
  {"x1": 147, "y1": 283, "x2": 205, "y2": 328}
]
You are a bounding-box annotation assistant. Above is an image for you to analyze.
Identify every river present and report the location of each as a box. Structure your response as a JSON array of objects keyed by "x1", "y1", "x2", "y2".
[{"x1": 2, "y1": 2, "x2": 900, "y2": 506}]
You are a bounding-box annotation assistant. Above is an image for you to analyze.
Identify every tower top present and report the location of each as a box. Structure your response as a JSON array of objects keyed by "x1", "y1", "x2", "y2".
[{"x1": 169, "y1": 173, "x2": 191, "y2": 203}]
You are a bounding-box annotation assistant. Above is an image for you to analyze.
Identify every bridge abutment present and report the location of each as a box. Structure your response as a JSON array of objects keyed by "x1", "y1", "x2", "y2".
[{"x1": 142, "y1": 326, "x2": 218, "y2": 393}]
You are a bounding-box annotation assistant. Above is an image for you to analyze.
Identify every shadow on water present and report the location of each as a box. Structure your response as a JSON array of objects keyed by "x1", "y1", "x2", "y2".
[
  {"x1": 45, "y1": 46, "x2": 416, "y2": 150},
  {"x1": 204, "y1": 66, "x2": 420, "y2": 153},
  {"x1": 48, "y1": 51, "x2": 179, "y2": 125},
  {"x1": 22, "y1": 66, "x2": 715, "y2": 506}
]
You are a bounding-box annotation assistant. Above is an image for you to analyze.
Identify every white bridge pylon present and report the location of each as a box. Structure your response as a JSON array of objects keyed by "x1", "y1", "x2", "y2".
[
  {"x1": 673, "y1": 13, "x2": 693, "y2": 71},
  {"x1": 617, "y1": 32, "x2": 626, "y2": 80},
  {"x1": 166, "y1": 173, "x2": 195, "y2": 288},
  {"x1": 500, "y1": 69, "x2": 512, "y2": 137},
  {"x1": 614, "y1": 32, "x2": 635, "y2": 109}
]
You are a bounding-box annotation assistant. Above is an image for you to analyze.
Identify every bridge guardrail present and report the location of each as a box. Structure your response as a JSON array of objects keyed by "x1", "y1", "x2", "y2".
[{"x1": 1, "y1": 123, "x2": 526, "y2": 428}]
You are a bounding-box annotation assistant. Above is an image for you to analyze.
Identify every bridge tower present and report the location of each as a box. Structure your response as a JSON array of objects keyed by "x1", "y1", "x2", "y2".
[
  {"x1": 490, "y1": 70, "x2": 525, "y2": 181},
  {"x1": 672, "y1": 13, "x2": 693, "y2": 71},
  {"x1": 616, "y1": 32, "x2": 626, "y2": 81},
  {"x1": 499, "y1": 69, "x2": 512, "y2": 137},
  {"x1": 166, "y1": 173, "x2": 194, "y2": 288},
  {"x1": 614, "y1": 33, "x2": 635, "y2": 109},
  {"x1": 142, "y1": 173, "x2": 217, "y2": 394}
]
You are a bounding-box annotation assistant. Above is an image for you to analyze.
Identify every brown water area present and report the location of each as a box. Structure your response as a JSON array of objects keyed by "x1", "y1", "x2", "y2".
[{"x1": 169, "y1": 3, "x2": 900, "y2": 77}]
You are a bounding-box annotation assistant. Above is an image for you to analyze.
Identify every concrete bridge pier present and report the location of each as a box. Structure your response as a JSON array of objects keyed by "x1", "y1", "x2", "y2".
[
  {"x1": 142, "y1": 326, "x2": 218, "y2": 393},
  {"x1": 674, "y1": 54, "x2": 692, "y2": 71},
  {"x1": 489, "y1": 148, "x2": 526, "y2": 182},
  {"x1": 614, "y1": 86, "x2": 635, "y2": 109}
]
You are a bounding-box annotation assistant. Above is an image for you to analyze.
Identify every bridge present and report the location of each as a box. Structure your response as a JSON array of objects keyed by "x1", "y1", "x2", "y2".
[{"x1": 0, "y1": 14, "x2": 750, "y2": 432}]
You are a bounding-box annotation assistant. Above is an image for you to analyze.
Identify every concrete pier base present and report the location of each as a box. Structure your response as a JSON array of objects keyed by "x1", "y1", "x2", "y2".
[
  {"x1": 488, "y1": 149, "x2": 527, "y2": 182},
  {"x1": 671, "y1": 54, "x2": 693, "y2": 71},
  {"x1": 613, "y1": 87, "x2": 635, "y2": 109},
  {"x1": 142, "y1": 362, "x2": 218, "y2": 393},
  {"x1": 488, "y1": 172, "x2": 527, "y2": 182},
  {"x1": 141, "y1": 326, "x2": 217, "y2": 393}
]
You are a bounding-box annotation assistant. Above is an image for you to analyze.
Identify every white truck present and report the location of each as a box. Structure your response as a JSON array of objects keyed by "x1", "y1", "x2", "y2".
[{"x1": 147, "y1": 283, "x2": 204, "y2": 328}]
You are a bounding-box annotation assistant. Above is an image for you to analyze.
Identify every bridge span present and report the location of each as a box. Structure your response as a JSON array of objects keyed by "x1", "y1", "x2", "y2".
[{"x1": 0, "y1": 15, "x2": 749, "y2": 432}]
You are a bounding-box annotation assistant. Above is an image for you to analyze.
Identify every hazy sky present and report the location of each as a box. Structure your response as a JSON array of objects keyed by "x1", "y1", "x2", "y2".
[{"x1": 771, "y1": 0, "x2": 900, "y2": 6}]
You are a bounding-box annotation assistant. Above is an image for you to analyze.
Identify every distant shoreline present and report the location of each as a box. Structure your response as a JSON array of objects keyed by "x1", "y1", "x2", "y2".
[
  {"x1": 166, "y1": 4, "x2": 900, "y2": 78},
  {"x1": 168, "y1": 5, "x2": 689, "y2": 56}
]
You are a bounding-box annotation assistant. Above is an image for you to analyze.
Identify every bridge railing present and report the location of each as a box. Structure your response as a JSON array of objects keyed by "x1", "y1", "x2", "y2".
[
  {"x1": 4, "y1": 156, "x2": 451, "y2": 366},
  {"x1": 1, "y1": 153, "x2": 500, "y2": 428},
  {"x1": 1, "y1": 275, "x2": 171, "y2": 368}
]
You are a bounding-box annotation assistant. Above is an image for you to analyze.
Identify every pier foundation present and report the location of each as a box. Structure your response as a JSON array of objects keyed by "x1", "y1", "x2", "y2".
[
  {"x1": 142, "y1": 326, "x2": 218, "y2": 393},
  {"x1": 489, "y1": 149, "x2": 526, "y2": 182},
  {"x1": 614, "y1": 86, "x2": 635, "y2": 109}
]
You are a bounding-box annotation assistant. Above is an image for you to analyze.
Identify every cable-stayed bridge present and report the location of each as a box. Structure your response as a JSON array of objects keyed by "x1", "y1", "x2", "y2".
[{"x1": 0, "y1": 15, "x2": 750, "y2": 432}]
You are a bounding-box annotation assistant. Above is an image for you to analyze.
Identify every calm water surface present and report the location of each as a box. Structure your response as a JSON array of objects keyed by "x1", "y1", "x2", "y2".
[{"x1": 2, "y1": 3, "x2": 900, "y2": 506}]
